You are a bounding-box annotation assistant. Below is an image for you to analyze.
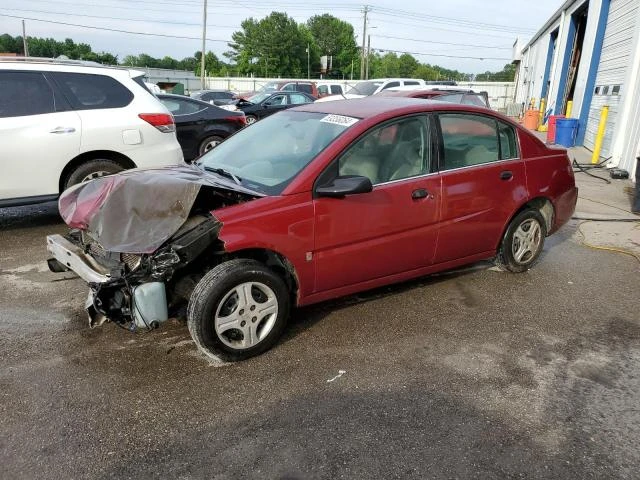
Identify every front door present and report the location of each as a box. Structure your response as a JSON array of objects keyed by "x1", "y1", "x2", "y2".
[
  {"x1": 0, "y1": 71, "x2": 81, "y2": 202},
  {"x1": 433, "y1": 112, "x2": 527, "y2": 264},
  {"x1": 313, "y1": 115, "x2": 441, "y2": 293}
]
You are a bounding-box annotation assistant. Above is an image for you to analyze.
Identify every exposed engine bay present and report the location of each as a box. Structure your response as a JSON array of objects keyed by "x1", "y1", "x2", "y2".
[{"x1": 47, "y1": 165, "x2": 261, "y2": 331}]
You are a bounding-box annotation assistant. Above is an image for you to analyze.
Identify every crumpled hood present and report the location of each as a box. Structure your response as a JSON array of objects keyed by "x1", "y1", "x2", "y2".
[{"x1": 59, "y1": 164, "x2": 260, "y2": 254}]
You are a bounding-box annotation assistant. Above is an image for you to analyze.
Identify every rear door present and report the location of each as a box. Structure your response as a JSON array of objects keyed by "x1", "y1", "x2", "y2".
[
  {"x1": 313, "y1": 115, "x2": 441, "y2": 293},
  {"x1": 0, "y1": 70, "x2": 81, "y2": 202},
  {"x1": 433, "y1": 112, "x2": 526, "y2": 263}
]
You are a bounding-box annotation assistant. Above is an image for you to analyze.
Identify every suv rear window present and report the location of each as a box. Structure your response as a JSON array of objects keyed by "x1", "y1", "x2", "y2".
[
  {"x1": 53, "y1": 73, "x2": 134, "y2": 110},
  {"x1": 0, "y1": 72, "x2": 55, "y2": 117}
]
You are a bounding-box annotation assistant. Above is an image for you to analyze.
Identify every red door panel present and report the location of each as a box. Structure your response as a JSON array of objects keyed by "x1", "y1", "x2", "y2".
[
  {"x1": 434, "y1": 159, "x2": 528, "y2": 263},
  {"x1": 313, "y1": 175, "x2": 441, "y2": 293}
]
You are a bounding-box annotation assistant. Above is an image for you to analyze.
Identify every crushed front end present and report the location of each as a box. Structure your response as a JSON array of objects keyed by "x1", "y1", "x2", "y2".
[{"x1": 47, "y1": 215, "x2": 222, "y2": 331}]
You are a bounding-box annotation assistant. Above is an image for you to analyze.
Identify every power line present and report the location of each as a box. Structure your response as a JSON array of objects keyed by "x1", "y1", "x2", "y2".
[
  {"x1": 374, "y1": 47, "x2": 510, "y2": 62},
  {"x1": 2, "y1": 7, "x2": 234, "y2": 28},
  {"x1": 0, "y1": 13, "x2": 231, "y2": 42},
  {"x1": 373, "y1": 34, "x2": 512, "y2": 50}
]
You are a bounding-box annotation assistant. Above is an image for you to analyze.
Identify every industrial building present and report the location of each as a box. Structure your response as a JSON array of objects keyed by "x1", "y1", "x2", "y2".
[{"x1": 514, "y1": 0, "x2": 640, "y2": 176}]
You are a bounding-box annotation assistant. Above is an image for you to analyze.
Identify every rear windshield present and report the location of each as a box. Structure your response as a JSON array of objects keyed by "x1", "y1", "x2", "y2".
[{"x1": 197, "y1": 111, "x2": 358, "y2": 195}]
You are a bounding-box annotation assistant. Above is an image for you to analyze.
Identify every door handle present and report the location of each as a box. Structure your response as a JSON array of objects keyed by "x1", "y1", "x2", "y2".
[
  {"x1": 50, "y1": 127, "x2": 76, "y2": 134},
  {"x1": 411, "y1": 188, "x2": 429, "y2": 200},
  {"x1": 500, "y1": 170, "x2": 513, "y2": 180}
]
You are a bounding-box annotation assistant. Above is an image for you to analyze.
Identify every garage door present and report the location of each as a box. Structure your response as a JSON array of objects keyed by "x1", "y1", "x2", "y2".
[{"x1": 583, "y1": 0, "x2": 639, "y2": 155}]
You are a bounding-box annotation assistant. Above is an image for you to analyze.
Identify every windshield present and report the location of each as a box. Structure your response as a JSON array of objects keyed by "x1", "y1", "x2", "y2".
[
  {"x1": 256, "y1": 82, "x2": 279, "y2": 94},
  {"x1": 346, "y1": 81, "x2": 383, "y2": 96},
  {"x1": 197, "y1": 111, "x2": 357, "y2": 195},
  {"x1": 248, "y1": 92, "x2": 270, "y2": 104}
]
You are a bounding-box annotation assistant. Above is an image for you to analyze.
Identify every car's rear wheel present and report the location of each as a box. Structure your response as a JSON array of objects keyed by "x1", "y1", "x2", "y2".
[
  {"x1": 187, "y1": 259, "x2": 290, "y2": 362},
  {"x1": 245, "y1": 115, "x2": 257, "y2": 125},
  {"x1": 497, "y1": 209, "x2": 547, "y2": 272},
  {"x1": 198, "y1": 135, "x2": 225, "y2": 156},
  {"x1": 64, "y1": 159, "x2": 124, "y2": 190}
]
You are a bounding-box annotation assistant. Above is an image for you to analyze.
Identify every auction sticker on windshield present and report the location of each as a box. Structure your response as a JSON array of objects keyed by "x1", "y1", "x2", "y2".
[{"x1": 320, "y1": 114, "x2": 359, "y2": 127}]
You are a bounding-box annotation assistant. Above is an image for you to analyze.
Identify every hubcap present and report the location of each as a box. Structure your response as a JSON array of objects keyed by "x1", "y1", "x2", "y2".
[
  {"x1": 512, "y1": 218, "x2": 542, "y2": 264},
  {"x1": 81, "y1": 171, "x2": 110, "y2": 183},
  {"x1": 214, "y1": 282, "x2": 278, "y2": 350},
  {"x1": 246, "y1": 116, "x2": 256, "y2": 125},
  {"x1": 203, "y1": 139, "x2": 221, "y2": 153}
]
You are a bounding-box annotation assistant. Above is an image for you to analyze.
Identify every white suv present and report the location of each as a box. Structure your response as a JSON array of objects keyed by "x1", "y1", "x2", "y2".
[
  {"x1": 0, "y1": 58, "x2": 184, "y2": 207},
  {"x1": 315, "y1": 78, "x2": 426, "y2": 102}
]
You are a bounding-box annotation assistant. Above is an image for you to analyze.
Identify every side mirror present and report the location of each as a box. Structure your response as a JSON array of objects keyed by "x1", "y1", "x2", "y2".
[{"x1": 315, "y1": 175, "x2": 373, "y2": 198}]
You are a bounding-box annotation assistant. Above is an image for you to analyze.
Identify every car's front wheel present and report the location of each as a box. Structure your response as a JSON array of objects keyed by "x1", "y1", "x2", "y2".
[
  {"x1": 497, "y1": 209, "x2": 547, "y2": 272},
  {"x1": 64, "y1": 159, "x2": 124, "y2": 190},
  {"x1": 187, "y1": 259, "x2": 290, "y2": 361},
  {"x1": 245, "y1": 115, "x2": 258, "y2": 125}
]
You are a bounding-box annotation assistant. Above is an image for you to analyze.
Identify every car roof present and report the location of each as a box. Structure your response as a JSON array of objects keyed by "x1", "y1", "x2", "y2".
[
  {"x1": 379, "y1": 89, "x2": 475, "y2": 98},
  {"x1": 0, "y1": 57, "x2": 142, "y2": 79},
  {"x1": 292, "y1": 96, "x2": 493, "y2": 119}
]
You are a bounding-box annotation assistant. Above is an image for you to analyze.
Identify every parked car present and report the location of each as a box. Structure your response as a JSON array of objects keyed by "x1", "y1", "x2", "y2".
[
  {"x1": 190, "y1": 89, "x2": 237, "y2": 106},
  {"x1": 235, "y1": 91, "x2": 316, "y2": 124},
  {"x1": 315, "y1": 78, "x2": 426, "y2": 102},
  {"x1": 144, "y1": 82, "x2": 163, "y2": 94},
  {"x1": 0, "y1": 57, "x2": 183, "y2": 208},
  {"x1": 238, "y1": 80, "x2": 319, "y2": 100},
  {"x1": 157, "y1": 94, "x2": 246, "y2": 161},
  {"x1": 379, "y1": 88, "x2": 490, "y2": 108},
  {"x1": 317, "y1": 82, "x2": 347, "y2": 97},
  {"x1": 47, "y1": 97, "x2": 577, "y2": 362}
]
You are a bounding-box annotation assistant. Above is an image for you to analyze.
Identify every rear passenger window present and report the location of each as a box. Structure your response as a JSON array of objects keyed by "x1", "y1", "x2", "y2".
[
  {"x1": 330, "y1": 85, "x2": 342, "y2": 94},
  {"x1": 281, "y1": 83, "x2": 296, "y2": 92},
  {"x1": 53, "y1": 73, "x2": 133, "y2": 110},
  {"x1": 439, "y1": 114, "x2": 499, "y2": 169},
  {"x1": 297, "y1": 83, "x2": 313, "y2": 94},
  {"x1": 404, "y1": 81, "x2": 420, "y2": 86},
  {"x1": 498, "y1": 121, "x2": 518, "y2": 159},
  {"x1": 318, "y1": 85, "x2": 329, "y2": 95},
  {"x1": 0, "y1": 72, "x2": 55, "y2": 117}
]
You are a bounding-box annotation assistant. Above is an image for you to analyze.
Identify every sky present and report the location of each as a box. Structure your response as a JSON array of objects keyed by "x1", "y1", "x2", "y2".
[{"x1": 1, "y1": 0, "x2": 561, "y2": 74}]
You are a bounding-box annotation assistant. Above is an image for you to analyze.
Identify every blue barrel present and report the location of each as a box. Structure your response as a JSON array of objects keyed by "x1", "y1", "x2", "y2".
[{"x1": 555, "y1": 118, "x2": 579, "y2": 147}]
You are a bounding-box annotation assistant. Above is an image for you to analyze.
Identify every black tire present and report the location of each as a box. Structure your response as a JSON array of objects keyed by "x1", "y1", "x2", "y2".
[
  {"x1": 187, "y1": 259, "x2": 290, "y2": 362},
  {"x1": 198, "y1": 135, "x2": 225, "y2": 156},
  {"x1": 64, "y1": 159, "x2": 124, "y2": 190},
  {"x1": 497, "y1": 209, "x2": 547, "y2": 273},
  {"x1": 245, "y1": 115, "x2": 258, "y2": 125}
]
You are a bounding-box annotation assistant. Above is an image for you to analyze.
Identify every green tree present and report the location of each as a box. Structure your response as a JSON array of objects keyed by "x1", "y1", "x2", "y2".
[
  {"x1": 226, "y1": 12, "x2": 311, "y2": 77},
  {"x1": 307, "y1": 14, "x2": 358, "y2": 76}
]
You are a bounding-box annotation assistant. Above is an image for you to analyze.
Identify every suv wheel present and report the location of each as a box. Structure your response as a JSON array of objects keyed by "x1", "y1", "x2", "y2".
[
  {"x1": 187, "y1": 259, "x2": 290, "y2": 362},
  {"x1": 64, "y1": 159, "x2": 124, "y2": 190}
]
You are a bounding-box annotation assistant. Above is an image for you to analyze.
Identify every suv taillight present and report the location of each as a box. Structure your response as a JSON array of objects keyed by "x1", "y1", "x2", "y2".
[{"x1": 138, "y1": 113, "x2": 175, "y2": 133}]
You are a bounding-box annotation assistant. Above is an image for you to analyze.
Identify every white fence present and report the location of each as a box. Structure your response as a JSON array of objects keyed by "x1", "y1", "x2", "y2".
[{"x1": 201, "y1": 77, "x2": 516, "y2": 111}]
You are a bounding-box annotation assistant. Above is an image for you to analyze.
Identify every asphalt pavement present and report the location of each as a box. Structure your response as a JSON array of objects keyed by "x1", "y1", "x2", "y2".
[{"x1": 1, "y1": 201, "x2": 639, "y2": 479}]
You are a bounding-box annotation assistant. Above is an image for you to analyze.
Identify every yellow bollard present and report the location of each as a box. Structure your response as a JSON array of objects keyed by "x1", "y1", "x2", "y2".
[
  {"x1": 591, "y1": 105, "x2": 609, "y2": 164},
  {"x1": 537, "y1": 98, "x2": 547, "y2": 132},
  {"x1": 565, "y1": 100, "x2": 573, "y2": 118}
]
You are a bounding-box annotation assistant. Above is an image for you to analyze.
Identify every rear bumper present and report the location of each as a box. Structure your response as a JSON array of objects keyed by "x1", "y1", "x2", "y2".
[
  {"x1": 46, "y1": 234, "x2": 110, "y2": 283},
  {"x1": 551, "y1": 186, "x2": 578, "y2": 234},
  {"x1": 125, "y1": 138, "x2": 184, "y2": 168}
]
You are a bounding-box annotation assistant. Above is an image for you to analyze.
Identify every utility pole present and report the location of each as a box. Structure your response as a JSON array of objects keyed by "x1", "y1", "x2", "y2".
[
  {"x1": 307, "y1": 43, "x2": 310, "y2": 79},
  {"x1": 200, "y1": 0, "x2": 207, "y2": 90},
  {"x1": 366, "y1": 34, "x2": 371, "y2": 80},
  {"x1": 22, "y1": 20, "x2": 29, "y2": 57},
  {"x1": 360, "y1": 5, "x2": 370, "y2": 80}
]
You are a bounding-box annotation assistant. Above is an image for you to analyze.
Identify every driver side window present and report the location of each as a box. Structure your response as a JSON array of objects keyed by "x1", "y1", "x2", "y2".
[
  {"x1": 338, "y1": 116, "x2": 430, "y2": 184},
  {"x1": 268, "y1": 94, "x2": 287, "y2": 105}
]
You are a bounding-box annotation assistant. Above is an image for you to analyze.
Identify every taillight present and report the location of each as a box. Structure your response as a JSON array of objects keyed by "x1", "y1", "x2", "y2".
[
  {"x1": 138, "y1": 113, "x2": 175, "y2": 133},
  {"x1": 225, "y1": 115, "x2": 247, "y2": 126}
]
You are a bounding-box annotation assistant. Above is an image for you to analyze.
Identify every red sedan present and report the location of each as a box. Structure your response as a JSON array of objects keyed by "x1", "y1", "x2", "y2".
[{"x1": 47, "y1": 97, "x2": 577, "y2": 361}]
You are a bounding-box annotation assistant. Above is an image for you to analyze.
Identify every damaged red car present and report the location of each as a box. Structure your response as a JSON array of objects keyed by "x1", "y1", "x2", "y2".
[{"x1": 47, "y1": 97, "x2": 577, "y2": 361}]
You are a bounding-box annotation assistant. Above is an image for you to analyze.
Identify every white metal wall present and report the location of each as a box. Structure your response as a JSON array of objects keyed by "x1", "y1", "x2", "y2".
[{"x1": 584, "y1": 0, "x2": 640, "y2": 155}]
